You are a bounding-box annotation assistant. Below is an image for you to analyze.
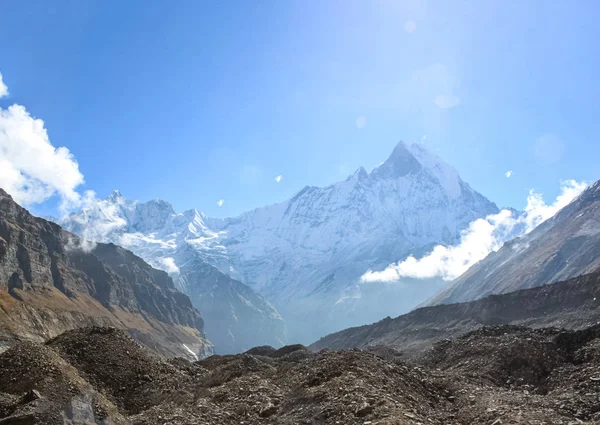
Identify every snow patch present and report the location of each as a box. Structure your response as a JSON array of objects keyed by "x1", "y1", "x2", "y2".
[{"x1": 182, "y1": 344, "x2": 199, "y2": 361}]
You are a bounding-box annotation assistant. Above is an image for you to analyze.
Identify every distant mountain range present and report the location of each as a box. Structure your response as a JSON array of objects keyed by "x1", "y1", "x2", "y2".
[
  {"x1": 58, "y1": 141, "x2": 499, "y2": 345},
  {"x1": 56, "y1": 191, "x2": 286, "y2": 354}
]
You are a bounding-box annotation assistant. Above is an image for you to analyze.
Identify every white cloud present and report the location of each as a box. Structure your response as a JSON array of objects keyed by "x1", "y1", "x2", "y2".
[
  {"x1": 355, "y1": 116, "x2": 367, "y2": 129},
  {"x1": 217, "y1": 199, "x2": 224, "y2": 207},
  {"x1": 0, "y1": 103, "x2": 85, "y2": 211},
  {"x1": 0, "y1": 73, "x2": 8, "y2": 98},
  {"x1": 434, "y1": 94, "x2": 461, "y2": 109},
  {"x1": 361, "y1": 180, "x2": 587, "y2": 283},
  {"x1": 275, "y1": 175, "x2": 283, "y2": 183},
  {"x1": 59, "y1": 192, "x2": 184, "y2": 253},
  {"x1": 64, "y1": 235, "x2": 97, "y2": 254},
  {"x1": 534, "y1": 134, "x2": 564, "y2": 164},
  {"x1": 505, "y1": 170, "x2": 513, "y2": 178},
  {"x1": 404, "y1": 20, "x2": 417, "y2": 33},
  {"x1": 157, "y1": 257, "x2": 180, "y2": 275},
  {"x1": 66, "y1": 190, "x2": 127, "y2": 249}
]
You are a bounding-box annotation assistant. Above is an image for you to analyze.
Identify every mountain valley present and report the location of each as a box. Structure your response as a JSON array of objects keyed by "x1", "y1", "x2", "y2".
[
  {"x1": 3, "y1": 139, "x2": 600, "y2": 425},
  {"x1": 1, "y1": 166, "x2": 600, "y2": 425}
]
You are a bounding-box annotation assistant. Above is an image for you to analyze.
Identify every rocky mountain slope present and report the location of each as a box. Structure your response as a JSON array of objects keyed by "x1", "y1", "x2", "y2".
[
  {"x1": 0, "y1": 188, "x2": 213, "y2": 359},
  {"x1": 59, "y1": 141, "x2": 498, "y2": 344},
  {"x1": 427, "y1": 179, "x2": 600, "y2": 306},
  {"x1": 2, "y1": 323, "x2": 600, "y2": 424},
  {"x1": 310, "y1": 271, "x2": 600, "y2": 355},
  {"x1": 175, "y1": 244, "x2": 286, "y2": 354},
  {"x1": 57, "y1": 191, "x2": 286, "y2": 354}
]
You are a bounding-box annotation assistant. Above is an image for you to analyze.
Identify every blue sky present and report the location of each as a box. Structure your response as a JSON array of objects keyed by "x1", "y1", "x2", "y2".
[{"x1": 1, "y1": 0, "x2": 599, "y2": 217}]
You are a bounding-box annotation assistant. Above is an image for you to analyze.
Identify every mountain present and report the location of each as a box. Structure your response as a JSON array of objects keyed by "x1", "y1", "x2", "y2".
[
  {"x1": 0, "y1": 188, "x2": 213, "y2": 359},
  {"x1": 427, "y1": 179, "x2": 600, "y2": 306},
  {"x1": 58, "y1": 191, "x2": 287, "y2": 354},
  {"x1": 59, "y1": 141, "x2": 498, "y2": 344},
  {"x1": 204, "y1": 141, "x2": 499, "y2": 341},
  {"x1": 310, "y1": 271, "x2": 600, "y2": 354},
  {"x1": 174, "y1": 243, "x2": 287, "y2": 353}
]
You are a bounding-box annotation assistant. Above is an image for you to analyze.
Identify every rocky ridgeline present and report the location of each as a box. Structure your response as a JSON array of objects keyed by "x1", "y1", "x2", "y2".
[
  {"x1": 0, "y1": 324, "x2": 600, "y2": 424},
  {"x1": 429, "y1": 179, "x2": 600, "y2": 306},
  {"x1": 311, "y1": 271, "x2": 600, "y2": 355},
  {"x1": 0, "y1": 188, "x2": 212, "y2": 359}
]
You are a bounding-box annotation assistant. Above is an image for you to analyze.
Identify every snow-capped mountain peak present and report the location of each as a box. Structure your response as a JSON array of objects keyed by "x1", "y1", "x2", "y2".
[
  {"x1": 372, "y1": 141, "x2": 423, "y2": 179},
  {"x1": 105, "y1": 189, "x2": 125, "y2": 203},
  {"x1": 346, "y1": 166, "x2": 369, "y2": 183},
  {"x1": 59, "y1": 141, "x2": 498, "y2": 345},
  {"x1": 370, "y1": 141, "x2": 462, "y2": 199}
]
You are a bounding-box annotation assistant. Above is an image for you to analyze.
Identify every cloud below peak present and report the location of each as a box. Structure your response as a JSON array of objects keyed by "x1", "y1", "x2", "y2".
[
  {"x1": 361, "y1": 179, "x2": 587, "y2": 283},
  {"x1": 157, "y1": 257, "x2": 180, "y2": 274}
]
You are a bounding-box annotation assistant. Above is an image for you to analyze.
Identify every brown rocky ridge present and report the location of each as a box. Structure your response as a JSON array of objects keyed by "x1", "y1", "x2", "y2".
[
  {"x1": 0, "y1": 188, "x2": 212, "y2": 359},
  {"x1": 311, "y1": 271, "x2": 600, "y2": 355}
]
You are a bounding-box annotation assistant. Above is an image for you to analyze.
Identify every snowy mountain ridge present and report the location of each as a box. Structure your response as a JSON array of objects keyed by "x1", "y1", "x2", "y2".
[{"x1": 60, "y1": 190, "x2": 285, "y2": 354}]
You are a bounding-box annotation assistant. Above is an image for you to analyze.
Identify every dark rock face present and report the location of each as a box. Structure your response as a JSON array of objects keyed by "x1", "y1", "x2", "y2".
[
  {"x1": 311, "y1": 271, "x2": 600, "y2": 354},
  {"x1": 428, "y1": 179, "x2": 600, "y2": 306},
  {"x1": 0, "y1": 188, "x2": 212, "y2": 359}
]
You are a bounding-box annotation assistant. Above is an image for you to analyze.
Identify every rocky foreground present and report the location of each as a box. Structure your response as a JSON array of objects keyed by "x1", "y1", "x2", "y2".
[{"x1": 1, "y1": 325, "x2": 600, "y2": 424}]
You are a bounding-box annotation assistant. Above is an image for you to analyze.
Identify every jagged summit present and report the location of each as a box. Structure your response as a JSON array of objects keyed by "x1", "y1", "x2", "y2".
[
  {"x1": 105, "y1": 189, "x2": 124, "y2": 203},
  {"x1": 372, "y1": 140, "x2": 422, "y2": 179},
  {"x1": 346, "y1": 166, "x2": 368, "y2": 182},
  {"x1": 361, "y1": 141, "x2": 464, "y2": 199}
]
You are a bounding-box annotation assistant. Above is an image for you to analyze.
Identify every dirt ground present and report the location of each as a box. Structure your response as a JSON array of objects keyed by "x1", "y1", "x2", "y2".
[{"x1": 1, "y1": 325, "x2": 600, "y2": 424}]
